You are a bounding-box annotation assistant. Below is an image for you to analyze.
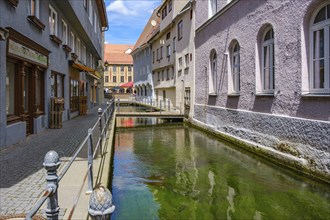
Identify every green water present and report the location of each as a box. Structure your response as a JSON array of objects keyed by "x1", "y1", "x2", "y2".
[{"x1": 110, "y1": 119, "x2": 330, "y2": 220}]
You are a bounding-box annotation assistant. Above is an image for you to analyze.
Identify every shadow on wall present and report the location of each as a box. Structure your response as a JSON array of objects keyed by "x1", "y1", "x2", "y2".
[
  {"x1": 226, "y1": 96, "x2": 240, "y2": 109},
  {"x1": 252, "y1": 96, "x2": 274, "y2": 114},
  {"x1": 296, "y1": 97, "x2": 330, "y2": 121}
]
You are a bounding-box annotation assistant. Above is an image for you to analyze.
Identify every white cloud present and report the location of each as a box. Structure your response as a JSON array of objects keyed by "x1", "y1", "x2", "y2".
[{"x1": 106, "y1": 0, "x2": 137, "y2": 16}]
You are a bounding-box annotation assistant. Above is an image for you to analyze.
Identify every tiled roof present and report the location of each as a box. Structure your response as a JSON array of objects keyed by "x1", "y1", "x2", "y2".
[
  {"x1": 133, "y1": 7, "x2": 160, "y2": 52},
  {"x1": 104, "y1": 44, "x2": 134, "y2": 65}
]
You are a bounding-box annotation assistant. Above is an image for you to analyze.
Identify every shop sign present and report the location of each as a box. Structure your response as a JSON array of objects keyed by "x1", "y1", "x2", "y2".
[{"x1": 8, "y1": 39, "x2": 48, "y2": 67}]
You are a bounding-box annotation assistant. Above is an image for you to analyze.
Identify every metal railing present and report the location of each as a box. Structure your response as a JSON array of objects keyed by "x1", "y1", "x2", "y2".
[
  {"x1": 124, "y1": 96, "x2": 182, "y2": 113},
  {"x1": 25, "y1": 101, "x2": 115, "y2": 220}
]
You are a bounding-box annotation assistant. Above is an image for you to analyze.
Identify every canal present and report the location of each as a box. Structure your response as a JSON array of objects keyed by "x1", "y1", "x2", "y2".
[{"x1": 110, "y1": 117, "x2": 330, "y2": 219}]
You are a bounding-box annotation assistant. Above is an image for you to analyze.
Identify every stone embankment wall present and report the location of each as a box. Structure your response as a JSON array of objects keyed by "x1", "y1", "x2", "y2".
[{"x1": 192, "y1": 105, "x2": 330, "y2": 183}]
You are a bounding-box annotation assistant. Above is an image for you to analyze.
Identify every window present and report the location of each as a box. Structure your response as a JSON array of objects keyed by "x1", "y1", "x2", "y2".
[
  {"x1": 77, "y1": 38, "x2": 81, "y2": 58},
  {"x1": 70, "y1": 79, "x2": 79, "y2": 112},
  {"x1": 6, "y1": 62, "x2": 17, "y2": 122},
  {"x1": 173, "y1": 37, "x2": 176, "y2": 52},
  {"x1": 178, "y1": 57, "x2": 183, "y2": 69},
  {"x1": 128, "y1": 66, "x2": 132, "y2": 72},
  {"x1": 232, "y1": 42, "x2": 240, "y2": 93},
  {"x1": 82, "y1": 45, "x2": 86, "y2": 64},
  {"x1": 70, "y1": 32, "x2": 75, "y2": 52},
  {"x1": 113, "y1": 66, "x2": 117, "y2": 73},
  {"x1": 89, "y1": 0, "x2": 93, "y2": 23},
  {"x1": 162, "y1": 70, "x2": 164, "y2": 80},
  {"x1": 113, "y1": 76, "x2": 117, "y2": 82},
  {"x1": 128, "y1": 76, "x2": 132, "y2": 82},
  {"x1": 261, "y1": 27, "x2": 275, "y2": 93},
  {"x1": 157, "y1": 49, "x2": 159, "y2": 60},
  {"x1": 51, "y1": 72, "x2": 64, "y2": 98},
  {"x1": 105, "y1": 76, "x2": 109, "y2": 83},
  {"x1": 184, "y1": 87, "x2": 191, "y2": 106},
  {"x1": 153, "y1": 51, "x2": 155, "y2": 63},
  {"x1": 83, "y1": 0, "x2": 87, "y2": 9},
  {"x1": 120, "y1": 66, "x2": 124, "y2": 72},
  {"x1": 178, "y1": 20, "x2": 183, "y2": 40},
  {"x1": 162, "y1": 5, "x2": 167, "y2": 20},
  {"x1": 160, "y1": 46, "x2": 163, "y2": 59},
  {"x1": 62, "y1": 20, "x2": 68, "y2": 45},
  {"x1": 49, "y1": 5, "x2": 58, "y2": 36},
  {"x1": 30, "y1": 0, "x2": 40, "y2": 17},
  {"x1": 209, "y1": 0, "x2": 217, "y2": 18},
  {"x1": 209, "y1": 50, "x2": 217, "y2": 94},
  {"x1": 169, "y1": 0, "x2": 172, "y2": 12},
  {"x1": 121, "y1": 76, "x2": 124, "y2": 82},
  {"x1": 310, "y1": 4, "x2": 330, "y2": 93},
  {"x1": 167, "y1": 45, "x2": 171, "y2": 60},
  {"x1": 185, "y1": 54, "x2": 189, "y2": 66},
  {"x1": 166, "y1": 32, "x2": 171, "y2": 40},
  {"x1": 157, "y1": 72, "x2": 160, "y2": 81}
]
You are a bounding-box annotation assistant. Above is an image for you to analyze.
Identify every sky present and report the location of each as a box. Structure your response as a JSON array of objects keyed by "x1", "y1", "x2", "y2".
[{"x1": 104, "y1": 0, "x2": 161, "y2": 46}]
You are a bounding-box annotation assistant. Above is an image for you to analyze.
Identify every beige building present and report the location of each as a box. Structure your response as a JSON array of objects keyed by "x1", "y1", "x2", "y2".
[
  {"x1": 104, "y1": 44, "x2": 134, "y2": 93},
  {"x1": 149, "y1": 0, "x2": 195, "y2": 117}
]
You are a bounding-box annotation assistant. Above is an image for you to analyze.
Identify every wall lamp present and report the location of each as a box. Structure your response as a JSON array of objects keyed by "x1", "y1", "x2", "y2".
[{"x1": 0, "y1": 27, "x2": 9, "y2": 41}]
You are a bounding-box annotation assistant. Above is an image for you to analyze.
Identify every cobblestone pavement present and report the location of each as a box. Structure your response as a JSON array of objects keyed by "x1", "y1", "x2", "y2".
[{"x1": 0, "y1": 104, "x2": 107, "y2": 216}]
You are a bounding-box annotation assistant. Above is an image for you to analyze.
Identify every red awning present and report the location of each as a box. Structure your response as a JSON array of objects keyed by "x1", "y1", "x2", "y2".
[{"x1": 120, "y1": 81, "x2": 134, "y2": 87}]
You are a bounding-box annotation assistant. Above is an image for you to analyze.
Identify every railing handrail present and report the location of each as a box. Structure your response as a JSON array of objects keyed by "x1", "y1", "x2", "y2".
[{"x1": 26, "y1": 100, "x2": 115, "y2": 220}]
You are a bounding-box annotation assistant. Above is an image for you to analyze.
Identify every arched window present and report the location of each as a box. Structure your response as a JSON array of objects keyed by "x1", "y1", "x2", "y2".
[
  {"x1": 209, "y1": 50, "x2": 217, "y2": 95},
  {"x1": 231, "y1": 42, "x2": 240, "y2": 93},
  {"x1": 310, "y1": 4, "x2": 330, "y2": 93},
  {"x1": 261, "y1": 27, "x2": 275, "y2": 93}
]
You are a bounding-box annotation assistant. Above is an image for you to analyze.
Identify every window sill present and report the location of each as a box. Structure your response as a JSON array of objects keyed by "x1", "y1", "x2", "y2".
[
  {"x1": 255, "y1": 92, "x2": 274, "y2": 97},
  {"x1": 50, "y1": 35, "x2": 62, "y2": 45},
  {"x1": 7, "y1": 115, "x2": 21, "y2": 124},
  {"x1": 62, "y1": 44, "x2": 72, "y2": 53},
  {"x1": 71, "y1": 52, "x2": 78, "y2": 61},
  {"x1": 301, "y1": 92, "x2": 330, "y2": 97},
  {"x1": 27, "y1": 16, "x2": 45, "y2": 31},
  {"x1": 209, "y1": 92, "x2": 217, "y2": 97},
  {"x1": 227, "y1": 92, "x2": 240, "y2": 97},
  {"x1": 7, "y1": 0, "x2": 18, "y2": 7}
]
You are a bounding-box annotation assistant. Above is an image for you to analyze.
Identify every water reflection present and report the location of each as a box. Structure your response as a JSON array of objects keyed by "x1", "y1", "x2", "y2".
[{"x1": 111, "y1": 122, "x2": 330, "y2": 220}]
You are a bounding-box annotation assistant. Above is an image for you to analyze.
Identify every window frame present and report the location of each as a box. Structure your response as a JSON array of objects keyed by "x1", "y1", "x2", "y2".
[
  {"x1": 49, "y1": 5, "x2": 58, "y2": 36},
  {"x1": 260, "y1": 27, "x2": 275, "y2": 94},
  {"x1": 229, "y1": 41, "x2": 240, "y2": 95},
  {"x1": 30, "y1": 0, "x2": 40, "y2": 18},
  {"x1": 62, "y1": 20, "x2": 68, "y2": 45},
  {"x1": 209, "y1": 50, "x2": 217, "y2": 95},
  {"x1": 309, "y1": 4, "x2": 330, "y2": 94},
  {"x1": 178, "y1": 20, "x2": 183, "y2": 41}
]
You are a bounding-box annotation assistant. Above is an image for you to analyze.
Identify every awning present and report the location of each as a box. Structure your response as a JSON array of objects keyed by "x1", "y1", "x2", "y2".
[
  {"x1": 71, "y1": 61, "x2": 100, "y2": 79},
  {"x1": 120, "y1": 81, "x2": 134, "y2": 88}
]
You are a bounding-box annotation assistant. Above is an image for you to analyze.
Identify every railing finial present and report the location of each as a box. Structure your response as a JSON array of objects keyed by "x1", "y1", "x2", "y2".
[{"x1": 88, "y1": 185, "x2": 115, "y2": 220}]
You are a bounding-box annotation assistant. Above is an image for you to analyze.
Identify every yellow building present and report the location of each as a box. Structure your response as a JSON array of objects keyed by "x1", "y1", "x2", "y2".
[{"x1": 104, "y1": 44, "x2": 134, "y2": 93}]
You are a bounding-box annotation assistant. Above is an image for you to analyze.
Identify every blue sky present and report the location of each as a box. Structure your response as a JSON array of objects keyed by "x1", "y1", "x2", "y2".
[{"x1": 105, "y1": 0, "x2": 161, "y2": 46}]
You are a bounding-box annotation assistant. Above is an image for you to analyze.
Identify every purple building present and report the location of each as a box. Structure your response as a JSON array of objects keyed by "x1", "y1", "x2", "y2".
[{"x1": 193, "y1": 0, "x2": 330, "y2": 182}]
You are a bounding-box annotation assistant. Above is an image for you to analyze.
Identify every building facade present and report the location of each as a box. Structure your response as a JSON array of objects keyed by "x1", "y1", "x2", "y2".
[
  {"x1": 150, "y1": 0, "x2": 195, "y2": 116},
  {"x1": 194, "y1": 0, "x2": 330, "y2": 181},
  {"x1": 131, "y1": 8, "x2": 159, "y2": 100},
  {"x1": 0, "y1": 0, "x2": 108, "y2": 148},
  {"x1": 104, "y1": 44, "x2": 134, "y2": 93}
]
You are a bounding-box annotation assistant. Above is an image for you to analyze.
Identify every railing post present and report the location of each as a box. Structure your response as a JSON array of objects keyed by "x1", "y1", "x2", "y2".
[
  {"x1": 87, "y1": 128, "x2": 94, "y2": 194},
  {"x1": 98, "y1": 108, "x2": 103, "y2": 155},
  {"x1": 88, "y1": 186, "x2": 115, "y2": 219},
  {"x1": 43, "y1": 151, "x2": 61, "y2": 220}
]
